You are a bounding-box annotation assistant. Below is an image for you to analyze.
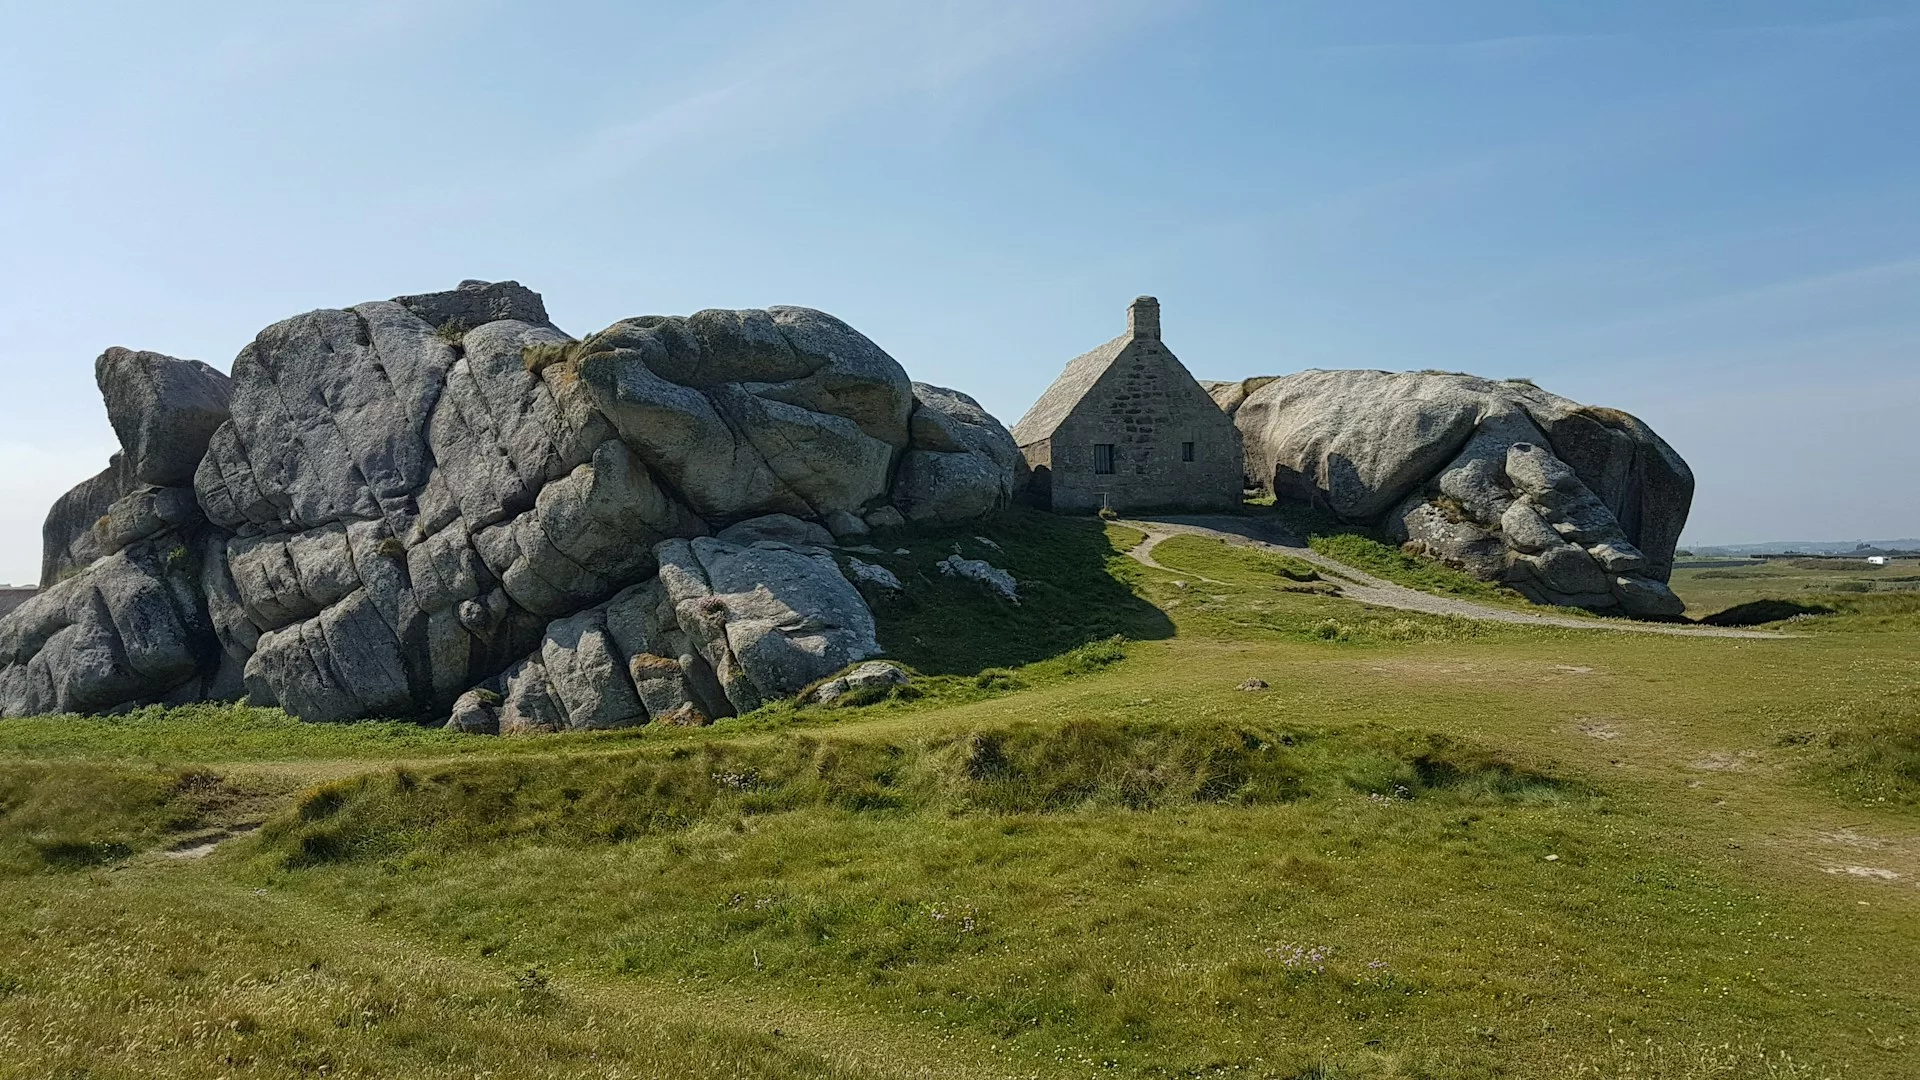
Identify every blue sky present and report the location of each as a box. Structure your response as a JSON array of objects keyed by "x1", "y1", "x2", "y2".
[{"x1": 2, "y1": 1, "x2": 1916, "y2": 583}]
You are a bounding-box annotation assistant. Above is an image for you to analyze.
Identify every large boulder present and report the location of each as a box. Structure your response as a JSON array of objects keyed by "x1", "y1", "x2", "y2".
[
  {"x1": 95, "y1": 348, "x2": 233, "y2": 487},
  {"x1": 2, "y1": 282, "x2": 1003, "y2": 724},
  {"x1": 892, "y1": 383, "x2": 1019, "y2": 524},
  {"x1": 572, "y1": 307, "x2": 915, "y2": 523},
  {"x1": 41, "y1": 455, "x2": 136, "y2": 587},
  {"x1": 1219, "y1": 370, "x2": 1691, "y2": 618}
]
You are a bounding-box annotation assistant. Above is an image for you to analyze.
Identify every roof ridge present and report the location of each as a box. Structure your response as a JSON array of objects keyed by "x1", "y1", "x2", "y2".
[{"x1": 1010, "y1": 331, "x2": 1132, "y2": 445}]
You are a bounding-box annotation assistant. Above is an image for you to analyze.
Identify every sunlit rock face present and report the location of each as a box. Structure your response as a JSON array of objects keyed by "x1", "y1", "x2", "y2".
[
  {"x1": 2, "y1": 280, "x2": 1016, "y2": 725},
  {"x1": 1208, "y1": 370, "x2": 1692, "y2": 618}
]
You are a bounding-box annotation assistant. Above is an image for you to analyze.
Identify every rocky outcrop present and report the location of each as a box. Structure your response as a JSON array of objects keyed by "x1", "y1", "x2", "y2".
[
  {"x1": 1215, "y1": 371, "x2": 1691, "y2": 618},
  {"x1": 1, "y1": 281, "x2": 1014, "y2": 725}
]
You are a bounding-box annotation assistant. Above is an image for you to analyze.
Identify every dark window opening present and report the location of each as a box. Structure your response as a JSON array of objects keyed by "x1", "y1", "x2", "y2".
[
  {"x1": 1093, "y1": 443, "x2": 1115, "y2": 474},
  {"x1": 1182, "y1": 441, "x2": 1196, "y2": 462}
]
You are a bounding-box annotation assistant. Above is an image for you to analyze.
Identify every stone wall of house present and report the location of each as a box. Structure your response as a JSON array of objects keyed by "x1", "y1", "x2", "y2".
[{"x1": 1045, "y1": 334, "x2": 1242, "y2": 513}]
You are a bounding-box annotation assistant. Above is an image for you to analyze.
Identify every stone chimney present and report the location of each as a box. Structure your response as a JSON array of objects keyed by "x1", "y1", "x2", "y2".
[{"x1": 1128, "y1": 296, "x2": 1160, "y2": 341}]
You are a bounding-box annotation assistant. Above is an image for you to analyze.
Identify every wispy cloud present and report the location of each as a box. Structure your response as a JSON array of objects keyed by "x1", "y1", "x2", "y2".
[
  {"x1": 1648, "y1": 256, "x2": 1920, "y2": 320},
  {"x1": 1310, "y1": 33, "x2": 1624, "y2": 61},
  {"x1": 198, "y1": 0, "x2": 487, "y2": 81},
  {"x1": 1714, "y1": 11, "x2": 1920, "y2": 41},
  {"x1": 539, "y1": 0, "x2": 1192, "y2": 192}
]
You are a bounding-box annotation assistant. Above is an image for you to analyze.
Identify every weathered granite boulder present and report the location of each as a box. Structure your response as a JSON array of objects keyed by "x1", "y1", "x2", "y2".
[
  {"x1": 716, "y1": 513, "x2": 834, "y2": 550},
  {"x1": 891, "y1": 383, "x2": 1019, "y2": 524},
  {"x1": 0, "y1": 541, "x2": 225, "y2": 716},
  {"x1": 452, "y1": 527, "x2": 881, "y2": 733},
  {"x1": 96, "y1": 348, "x2": 234, "y2": 487},
  {"x1": 571, "y1": 307, "x2": 914, "y2": 523},
  {"x1": 41, "y1": 455, "x2": 137, "y2": 587},
  {"x1": 1216, "y1": 370, "x2": 1691, "y2": 618},
  {"x1": 805, "y1": 660, "x2": 911, "y2": 705},
  {"x1": 2, "y1": 281, "x2": 994, "y2": 725},
  {"x1": 937, "y1": 554, "x2": 1019, "y2": 604}
]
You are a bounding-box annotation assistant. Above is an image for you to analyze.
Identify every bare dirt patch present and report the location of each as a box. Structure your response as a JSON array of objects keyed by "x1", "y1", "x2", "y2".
[
  {"x1": 1815, "y1": 828, "x2": 1888, "y2": 850},
  {"x1": 1822, "y1": 865, "x2": 1903, "y2": 882},
  {"x1": 1689, "y1": 751, "x2": 1759, "y2": 772}
]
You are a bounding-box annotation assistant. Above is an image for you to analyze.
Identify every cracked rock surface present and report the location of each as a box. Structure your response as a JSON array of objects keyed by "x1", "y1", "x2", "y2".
[
  {"x1": 3, "y1": 280, "x2": 1015, "y2": 726},
  {"x1": 1207, "y1": 370, "x2": 1692, "y2": 618}
]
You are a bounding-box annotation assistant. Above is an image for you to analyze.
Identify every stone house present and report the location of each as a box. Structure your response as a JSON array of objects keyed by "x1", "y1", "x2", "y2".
[{"x1": 1012, "y1": 297, "x2": 1243, "y2": 513}]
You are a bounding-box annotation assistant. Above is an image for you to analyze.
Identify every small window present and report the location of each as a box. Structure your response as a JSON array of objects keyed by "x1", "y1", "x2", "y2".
[
  {"x1": 1182, "y1": 441, "x2": 1195, "y2": 462},
  {"x1": 1093, "y1": 444, "x2": 1116, "y2": 474}
]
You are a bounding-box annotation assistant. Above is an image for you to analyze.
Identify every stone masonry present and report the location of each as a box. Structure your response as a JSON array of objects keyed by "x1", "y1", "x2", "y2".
[{"x1": 1012, "y1": 297, "x2": 1243, "y2": 514}]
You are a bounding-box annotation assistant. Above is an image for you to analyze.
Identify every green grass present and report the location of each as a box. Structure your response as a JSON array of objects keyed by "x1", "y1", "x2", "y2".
[
  {"x1": 0, "y1": 702, "x2": 469, "y2": 762},
  {"x1": 0, "y1": 759, "x2": 292, "y2": 874},
  {"x1": 2, "y1": 513, "x2": 1919, "y2": 1077},
  {"x1": 1149, "y1": 534, "x2": 1325, "y2": 586},
  {"x1": 252, "y1": 716, "x2": 1570, "y2": 870},
  {"x1": 1139, "y1": 534, "x2": 1542, "y2": 648},
  {"x1": 850, "y1": 510, "x2": 1172, "y2": 674},
  {"x1": 0, "y1": 870, "x2": 898, "y2": 1080},
  {"x1": 1307, "y1": 533, "x2": 1537, "y2": 608}
]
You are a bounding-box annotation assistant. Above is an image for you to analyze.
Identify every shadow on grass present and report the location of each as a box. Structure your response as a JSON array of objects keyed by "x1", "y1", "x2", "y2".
[
  {"x1": 862, "y1": 511, "x2": 1173, "y2": 675},
  {"x1": 1699, "y1": 599, "x2": 1835, "y2": 627}
]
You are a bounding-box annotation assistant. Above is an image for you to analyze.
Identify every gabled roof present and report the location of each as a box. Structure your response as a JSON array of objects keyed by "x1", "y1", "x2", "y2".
[{"x1": 1010, "y1": 332, "x2": 1131, "y2": 446}]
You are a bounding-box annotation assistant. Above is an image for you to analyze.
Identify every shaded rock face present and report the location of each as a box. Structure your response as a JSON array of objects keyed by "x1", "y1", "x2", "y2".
[
  {"x1": 1217, "y1": 370, "x2": 1692, "y2": 618},
  {"x1": 1, "y1": 282, "x2": 1013, "y2": 724},
  {"x1": 40, "y1": 350, "x2": 235, "y2": 586},
  {"x1": 97, "y1": 348, "x2": 234, "y2": 486},
  {"x1": 894, "y1": 383, "x2": 1019, "y2": 523}
]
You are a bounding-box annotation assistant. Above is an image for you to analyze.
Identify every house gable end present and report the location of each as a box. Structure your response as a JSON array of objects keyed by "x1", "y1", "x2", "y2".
[{"x1": 1018, "y1": 297, "x2": 1244, "y2": 514}]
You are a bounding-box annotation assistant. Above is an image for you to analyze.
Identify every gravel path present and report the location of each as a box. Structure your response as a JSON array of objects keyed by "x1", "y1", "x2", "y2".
[{"x1": 1118, "y1": 515, "x2": 1787, "y2": 640}]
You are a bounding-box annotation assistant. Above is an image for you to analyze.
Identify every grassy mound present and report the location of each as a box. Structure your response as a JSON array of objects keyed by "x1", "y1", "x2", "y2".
[
  {"x1": 254, "y1": 716, "x2": 1570, "y2": 870},
  {"x1": 1148, "y1": 535, "x2": 1324, "y2": 586},
  {"x1": 0, "y1": 760, "x2": 291, "y2": 874}
]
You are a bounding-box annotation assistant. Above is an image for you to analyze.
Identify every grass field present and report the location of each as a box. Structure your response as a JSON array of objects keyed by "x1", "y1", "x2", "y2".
[
  {"x1": 1670, "y1": 557, "x2": 1920, "y2": 618},
  {"x1": 1, "y1": 512, "x2": 1915, "y2": 1078}
]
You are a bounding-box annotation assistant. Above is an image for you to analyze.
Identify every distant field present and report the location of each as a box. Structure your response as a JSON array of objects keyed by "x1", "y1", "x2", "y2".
[
  {"x1": 1670, "y1": 556, "x2": 1920, "y2": 617},
  {"x1": 1, "y1": 512, "x2": 1915, "y2": 1078}
]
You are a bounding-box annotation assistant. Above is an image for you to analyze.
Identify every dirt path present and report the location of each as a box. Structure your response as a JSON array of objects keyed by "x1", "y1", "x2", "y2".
[{"x1": 1119, "y1": 514, "x2": 1787, "y2": 640}]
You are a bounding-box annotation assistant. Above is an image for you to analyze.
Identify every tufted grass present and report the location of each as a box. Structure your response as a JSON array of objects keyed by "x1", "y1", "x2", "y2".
[
  {"x1": 0, "y1": 759, "x2": 294, "y2": 875},
  {"x1": 248, "y1": 717, "x2": 1573, "y2": 870},
  {"x1": 0, "y1": 868, "x2": 899, "y2": 1080}
]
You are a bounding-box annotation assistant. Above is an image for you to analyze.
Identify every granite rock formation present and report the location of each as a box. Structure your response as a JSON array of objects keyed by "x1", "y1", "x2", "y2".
[
  {"x1": 1, "y1": 280, "x2": 1016, "y2": 725},
  {"x1": 1207, "y1": 370, "x2": 1692, "y2": 618}
]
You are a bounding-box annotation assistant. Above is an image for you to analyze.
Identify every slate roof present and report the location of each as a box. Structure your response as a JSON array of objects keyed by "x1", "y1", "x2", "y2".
[{"x1": 1010, "y1": 332, "x2": 1131, "y2": 446}]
